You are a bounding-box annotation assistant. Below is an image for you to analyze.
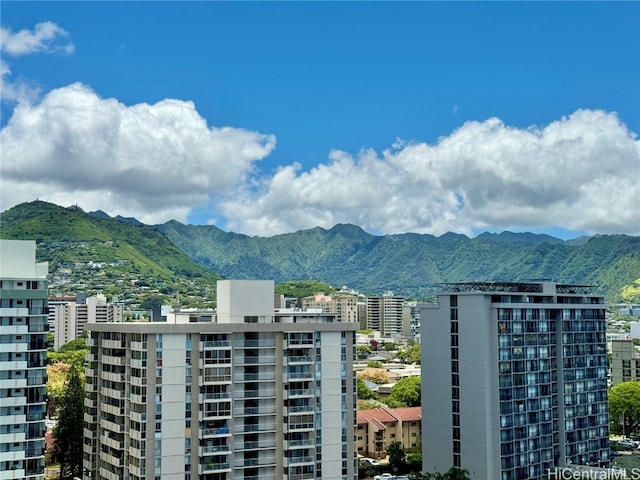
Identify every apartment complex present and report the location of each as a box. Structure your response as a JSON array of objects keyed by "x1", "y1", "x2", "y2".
[
  {"x1": 301, "y1": 292, "x2": 359, "y2": 323},
  {"x1": 0, "y1": 240, "x2": 49, "y2": 479},
  {"x1": 365, "y1": 293, "x2": 409, "y2": 337},
  {"x1": 356, "y1": 406, "x2": 421, "y2": 459},
  {"x1": 421, "y1": 282, "x2": 609, "y2": 480},
  {"x1": 83, "y1": 279, "x2": 358, "y2": 480},
  {"x1": 53, "y1": 293, "x2": 123, "y2": 350},
  {"x1": 610, "y1": 339, "x2": 640, "y2": 386}
]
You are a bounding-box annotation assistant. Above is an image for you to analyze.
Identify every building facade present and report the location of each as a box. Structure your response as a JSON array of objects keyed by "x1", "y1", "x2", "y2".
[
  {"x1": 421, "y1": 282, "x2": 609, "y2": 480},
  {"x1": 610, "y1": 339, "x2": 640, "y2": 386},
  {"x1": 83, "y1": 280, "x2": 358, "y2": 480},
  {"x1": 53, "y1": 293, "x2": 123, "y2": 350},
  {"x1": 356, "y1": 406, "x2": 422, "y2": 459},
  {"x1": 365, "y1": 293, "x2": 406, "y2": 337},
  {"x1": 0, "y1": 240, "x2": 49, "y2": 479},
  {"x1": 301, "y1": 292, "x2": 359, "y2": 324}
]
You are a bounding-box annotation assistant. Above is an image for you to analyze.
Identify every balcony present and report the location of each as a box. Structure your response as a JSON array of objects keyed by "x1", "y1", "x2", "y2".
[
  {"x1": 201, "y1": 340, "x2": 231, "y2": 349},
  {"x1": 99, "y1": 466, "x2": 121, "y2": 480},
  {"x1": 285, "y1": 438, "x2": 314, "y2": 449},
  {"x1": 199, "y1": 445, "x2": 231, "y2": 456},
  {"x1": 101, "y1": 387, "x2": 125, "y2": 399},
  {"x1": 100, "y1": 371, "x2": 125, "y2": 383},
  {"x1": 286, "y1": 371, "x2": 314, "y2": 381},
  {"x1": 129, "y1": 410, "x2": 146, "y2": 423},
  {"x1": 199, "y1": 462, "x2": 231, "y2": 474},
  {"x1": 284, "y1": 389, "x2": 314, "y2": 399},
  {"x1": 100, "y1": 418, "x2": 124, "y2": 434},
  {"x1": 200, "y1": 392, "x2": 231, "y2": 402},
  {"x1": 285, "y1": 405, "x2": 314, "y2": 415},
  {"x1": 102, "y1": 355, "x2": 125, "y2": 366},
  {"x1": 233, "y1": 372, "x2": 276, "y2": 382},
  {"x1": 201, "y1": 425, "x2": 231, "y2": 438},
  {"x1": 234, "y1": 456, "x2": 277, "y2": 468},
  {"x1": 238, "y1": 389, "x2": 276, "y2": 399},
  {"x1": 233, "y1": 405, "x2": 277, "y2": 417},
  {"x1": 100, "y1": 433, "x2": 124, "y2": 450},
  {"x1": 284, "y1": 455, "x2": 314, "y2": 467},
  {"x1": 284, "y1": 355, "x2": 313, "y2": 365},
  {"x1": 234, "y1": 439, "x2": 277, "y2": 451},
  {"x1": 238, "y1": 355, "x2": 277, "y2": 365},
  {"x1": 234, "y1": 422, "x2": 277, "y2": 433},
  {"x1": 101, "y1": 339, "x2": 125, "y2": 349},
  {"x1": 99, "y1": 450, "x2": 123, "y2": 468},
  {"x1": 235, "y1": 339, "x2": 276, "y2": 348},
  {"x1": 286, "y1": 422, "x2": 314, "y2": 432}
]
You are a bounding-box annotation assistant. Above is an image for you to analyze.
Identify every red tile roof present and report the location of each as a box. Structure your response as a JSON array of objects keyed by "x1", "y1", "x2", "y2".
[{"x1": 357, "y1": 406, "x2": 422, "y2": 427}]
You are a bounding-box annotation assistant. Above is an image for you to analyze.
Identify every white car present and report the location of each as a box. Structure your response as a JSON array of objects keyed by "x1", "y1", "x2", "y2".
[
  {"x1": 363, "y1": 458, "x2": 379, "y2": 466},
  {"x1": 618, "y1": 439, "x2": 639, "y2": 448},
  {"x1": 374, "y1": 474, "x2": 394, "y2": 480}
]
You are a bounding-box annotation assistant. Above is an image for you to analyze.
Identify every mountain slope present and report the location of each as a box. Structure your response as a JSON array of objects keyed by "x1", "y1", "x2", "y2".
[
  {"x1": 0, "y1": 201, "x2": 222, "y2": 303},
  {"x1": 2, "y1": 201, "x2": 638, "y2": 303},
  {"x1": 157, "y1": 220, "x2": 640, "y2": 302}
]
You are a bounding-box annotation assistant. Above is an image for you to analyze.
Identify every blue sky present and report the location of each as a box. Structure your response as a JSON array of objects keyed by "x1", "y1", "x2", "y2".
[{"x1": 1, "y1": 2, "x2": 639, "y2": 239}]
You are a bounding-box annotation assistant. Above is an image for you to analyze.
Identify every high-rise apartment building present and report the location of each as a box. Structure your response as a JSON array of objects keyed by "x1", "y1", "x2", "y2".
[
  {"x1": 53, "y1": 293, "x2": 123, "y2": 350},
  {"x1": 366, "y1": 292, "x2": 406, "y2": 337},
  {"x1": 610, "y1": 339, "x2": 640, "y2": 386},
  {"x1": 0, "y1": 240, "x2": 49, "y2": 479},
  {"x1": 83, "y1": 279, "x2": 358, "y2": 480},
  {"x1": 421, "y1": 281, "x2": 609, "y2": 480},
  {"x1": 301, "y1": 292, "x2": 359, "y2": 323}
]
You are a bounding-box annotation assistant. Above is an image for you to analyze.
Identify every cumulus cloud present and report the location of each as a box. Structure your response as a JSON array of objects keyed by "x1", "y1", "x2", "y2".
[
  {"x1": 218, "y1": 109, "x2": 640, "y2": 237},
  {"x1": 0, "y1": 21, "x2": 74, "y2": 56},
  {"x1": 0, "y1": 83, "x2": 276, "y2": 224},
  {"x1": 1, "y1": 21, "x2": 74, "y2": 103}
]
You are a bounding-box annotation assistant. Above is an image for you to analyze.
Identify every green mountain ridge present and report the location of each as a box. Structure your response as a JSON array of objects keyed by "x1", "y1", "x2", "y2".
[
  {"x1": 157, "y1": 215, "x2": 640, "y2": 303},
  {"x1": 1, "y1": 201, "x2": 638, "y2": 303},
  {"x1": 0, "y1": 201, "x2": 222, "y2": 305}
]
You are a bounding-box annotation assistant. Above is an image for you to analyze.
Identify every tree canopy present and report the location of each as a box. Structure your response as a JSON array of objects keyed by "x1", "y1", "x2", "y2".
[
  {"x1": 357, "y1": 377, "x2": 376, "y2": 400},
  {"x1": 397, "y1": 343, "x2": 421, "y2": 364},
  {"x1": 387, "y1": 376, "x2": 422, "y2": 407},
  {"x1": 609, "y1": 381, "x2": 640, "y2": 437},
  {"x1": 358, "y1": 368, "x2": 391, "y2": 385},
  {"x1": 52, "y1": 366, "x2": 85, "y2": 479}
]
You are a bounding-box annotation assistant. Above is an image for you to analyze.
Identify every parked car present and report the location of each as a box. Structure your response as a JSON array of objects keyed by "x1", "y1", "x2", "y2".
[
  {"x1": 374, "y1": 474, "x2": 394, "y2": 480},
  {"x1": 618, "y1": 438, "x2": 639, "y2": 448},
  {"x1": 610, "y1": 449, "x2": 622, "y2": 457},
  {"x1": 363, "y1": 458, "x2": 379, "y2": 466}
]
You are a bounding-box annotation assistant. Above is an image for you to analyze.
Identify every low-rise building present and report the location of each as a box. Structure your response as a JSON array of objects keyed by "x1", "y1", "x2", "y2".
[{"x1": 356, "y1": 406, "x2": 422, "y2": 459}]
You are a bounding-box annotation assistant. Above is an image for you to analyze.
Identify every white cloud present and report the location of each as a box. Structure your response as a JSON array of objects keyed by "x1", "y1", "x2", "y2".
[
  {"x1": 0, "y1": 21, "x2": 74, "y2": 56},
  {"x1": 218, "y1": 109, "x2": 640, "y2": 237},
  {"x1": 1, "y1": 21, "x2": 74, "y2": 103},
  {"x1": 0, "y1": 83, "x2": 276, "y2": 224}
]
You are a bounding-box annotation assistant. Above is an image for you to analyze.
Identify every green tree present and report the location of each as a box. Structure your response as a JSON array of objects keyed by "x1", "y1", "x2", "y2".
[
  {"x1": 388, "y1": 376, "x2": 422, "y2": 407},
  {"x1": 442, "y1": 467, "x2": 472, "y2": 480},
  {"x1": 357, "y1": 377, "x2": 376, "y2": 400},
  {"x1": 398, "y1": 343, "x2": 421, "y2": 364},
  {"x1": 388, "y1": 441, "x2": 406, "y2": 474},
  {"x1": 52, "y1": 366, "x2": 85, "y2": 480},
  {"x1": 367, "y1": 360, "x2": 384, "y2": 368},
  {"x1": 383, "y1": 342, "x2": 398, "y2": 352},
  {"x1": 357, "y1": 345, "x2": 372, "y2": 360},
  {"x1": 410, "y1": 468, "x2": 471, "y2": 480},
  {"x1": 609, "y1": 381, "x2": 640, "y2": 437},
  {"x1": 58, "y1": 337, "x2": 87, "y2": 353}
]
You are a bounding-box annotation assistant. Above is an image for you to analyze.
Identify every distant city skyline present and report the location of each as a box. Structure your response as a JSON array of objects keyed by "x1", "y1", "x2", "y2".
[{"x1": 1, "y1": 2, "x2": 638, "y2": 240}]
